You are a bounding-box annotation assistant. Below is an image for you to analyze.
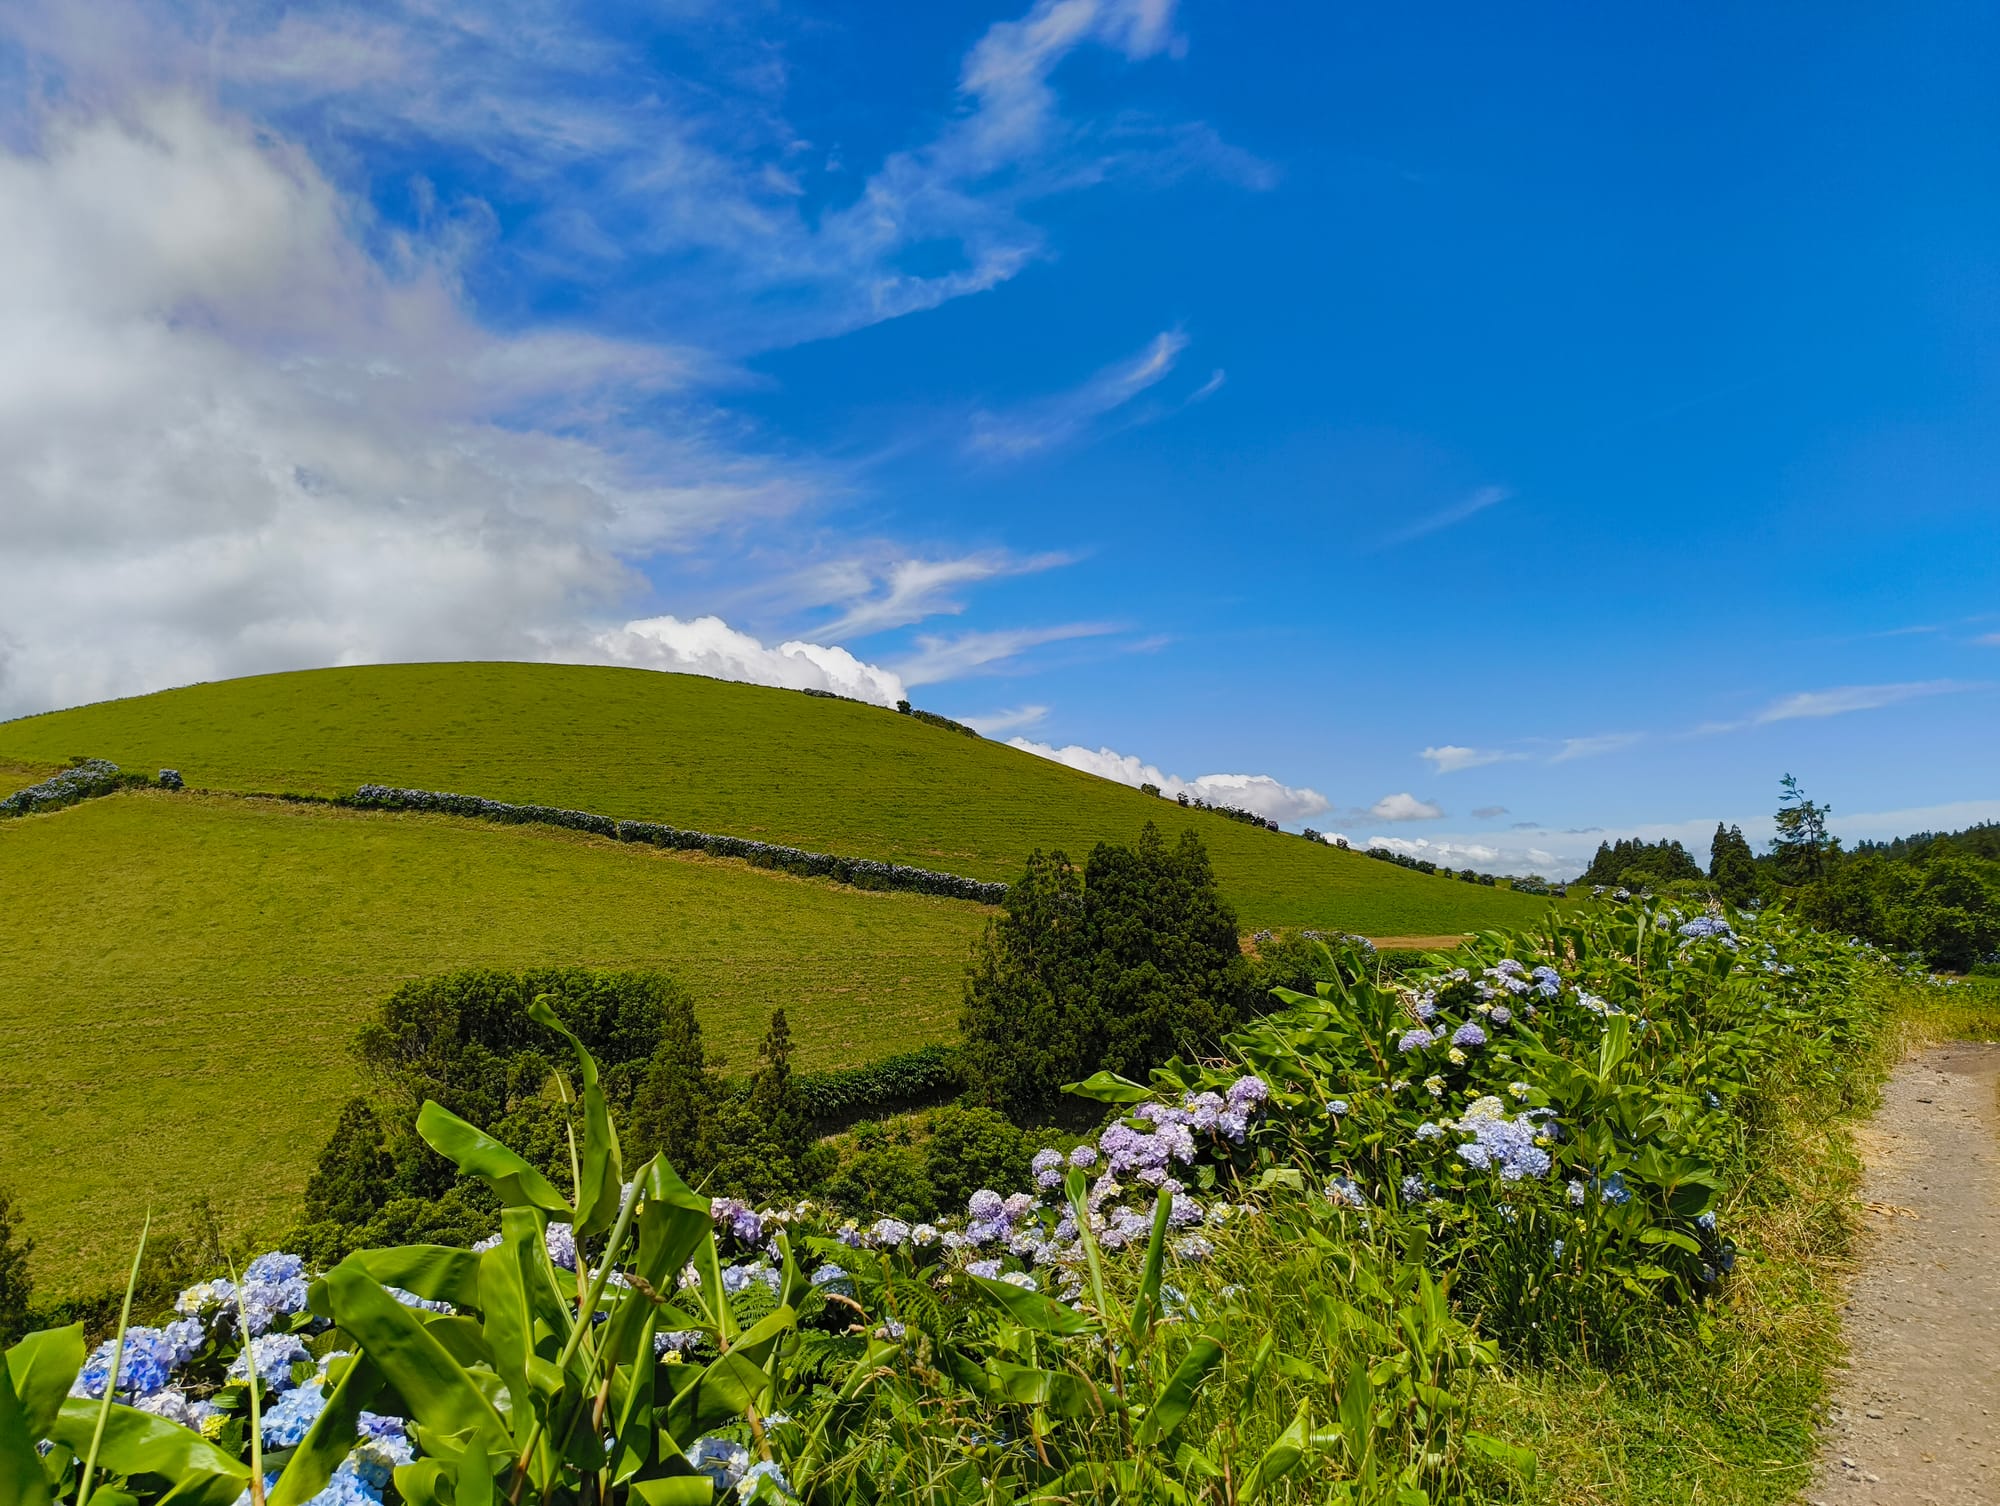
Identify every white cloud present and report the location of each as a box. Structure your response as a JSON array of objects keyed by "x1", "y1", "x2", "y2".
[
  {"x1": 1008, "y1": 739, "x2": 1332, "y2": 824},
  {"x1": 0, "y1": 94, "x2": 817, "y2": 719},
  {"x1": 1471, "y1": 805, "x2": 1509, "y2": 819},
  {"x1": 1975, "y1": 633, "x2": 2000, "y2": 647},
  {"x1": 960, "y1": 705, "x2": 1050, "y2": 735},
  {"x1": 967, "y1": 330, "x2": 1192, "y2": 458},
  {"x1": 1419, "y1": 744, "x2": 1519, "y2": 774},
  {"x1": 896, "y1": 624, "x2": 1117, "y2": 686},
  {"x1": 1380, "y1": 485, "x2": 1511, "y2": 548},
  {"x1": 1368, "y1": 792, "x2": 1445, "y2": 822},
  {"x1": 1752, "y1": 680, "x2": 1979, "y2": 724},
  {"x1": 585, "y1": 616, "x2": 905, "y2": 705}
]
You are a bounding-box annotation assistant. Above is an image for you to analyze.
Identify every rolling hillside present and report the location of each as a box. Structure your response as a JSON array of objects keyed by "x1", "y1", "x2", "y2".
[
  {"x1": 0, "y1": 662, "x2": 1552, "y2": 935},
  {"x1": 0, "y1": 790, "x2": 989, "y2": 1295}
]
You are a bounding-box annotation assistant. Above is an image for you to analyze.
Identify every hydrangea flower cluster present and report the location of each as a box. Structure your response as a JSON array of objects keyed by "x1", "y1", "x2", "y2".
[{"x1": 1451, "y1": 1097, "x2": 1555, "y2": 1182}]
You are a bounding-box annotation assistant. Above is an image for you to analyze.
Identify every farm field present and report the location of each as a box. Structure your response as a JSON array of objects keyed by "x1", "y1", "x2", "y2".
[
  {"x1": 0, "y1": 789, "x2": 989, "y2": 1295},
  {"x1": 0, "y1": 662, "x2": 1557, "y2": 936}
]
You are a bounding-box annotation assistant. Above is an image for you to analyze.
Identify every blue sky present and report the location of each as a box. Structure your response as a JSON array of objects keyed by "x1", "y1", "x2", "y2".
[{"x1": 0, "y1": 2, "x2": 1994, "y2": 874}]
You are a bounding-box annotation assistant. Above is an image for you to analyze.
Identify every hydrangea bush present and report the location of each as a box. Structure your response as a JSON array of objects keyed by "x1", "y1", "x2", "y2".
[{"x1": 4, "y1": 901, "x2": 1912, "y2": 1503}]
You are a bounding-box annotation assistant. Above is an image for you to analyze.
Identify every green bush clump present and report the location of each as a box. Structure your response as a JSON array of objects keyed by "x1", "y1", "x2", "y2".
[
  {"x1": 960, "y1": 823, "x2": 1257, "y2": 1119},
  {"x1": 793, "y1": 1044, "x2": 965, "y2": 1125}
]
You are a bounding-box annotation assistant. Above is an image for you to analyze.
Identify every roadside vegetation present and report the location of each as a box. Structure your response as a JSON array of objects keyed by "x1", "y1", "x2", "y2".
[{"x1": 3, "y1": 815, "x2": 1973, "y2": 1503}]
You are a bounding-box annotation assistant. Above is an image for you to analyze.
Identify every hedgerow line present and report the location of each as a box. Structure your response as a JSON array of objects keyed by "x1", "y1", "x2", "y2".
[{"x1": 341, "y1": 783, "x2": 1010, "y2": 903}]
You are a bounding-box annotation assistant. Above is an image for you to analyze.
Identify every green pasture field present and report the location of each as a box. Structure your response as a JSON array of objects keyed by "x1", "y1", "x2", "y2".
[
  {"x1": 0, "y1": 790, "x2": 989, "y2": 1296},
  {"x1": 0, "y1": 662, "x2": 1555, "y2": 936},
  {"x1": 0, "y1": 760, "x2": 54, "y2": 797}
]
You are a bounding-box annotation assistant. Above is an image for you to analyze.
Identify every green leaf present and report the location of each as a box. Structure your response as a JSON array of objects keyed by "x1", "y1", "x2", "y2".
[
  {"x1": 1135, "y1": 1337, "x2": 1223, "y2": 1449},
  {"x1": 415, "y1": 1101, "x2": 569, "y2": 1217},
  {"x1": 4, "y1": 1325, "x2": 85, "y2": 1438},
  {"x1": 1238, "y1": 1401, "x2": 1311, "y2": 1502},
  {"x1": 1060, "y1": 1070, "x2": 1153, "y2": 1104},
  {"x1": 630, "y1": 1480, "x2": 717, "y2": 1506},
  {"x1": 1465, "y1": 1430, "x2": 1538, "y2": 1477},
  {"x1": 268, "y1": 1354, "x2": 383, "y2": 1506},
  {"x1": 1127, "y1": 1187, "x2": 1175, "y2": 1354},
  {"x1": 324, "y1": 1262, "x2": 510, "y2": 1448},
  {"x1": 346, "y1": 1246, "x2": 485, "y2": 1313},
  {"x1": 965, "y1": 1276, "x2": 1095, "y2": 1337},
  {"x1": 664, "y1": 1351, "x2": 769, "y2": 1441},
  {"x1": 0, "y1": 1354, "x2": 52, "y2": 1506},
  {"x1": 47, "y1": 1400, "x2": 248, "y2": 1506},
  {"x1": 528, "y1": 996, "x2": 624, "y2": 1237},
  {"x1": 608, "y1": 1310, "x2": 657, "y2": 1484}
]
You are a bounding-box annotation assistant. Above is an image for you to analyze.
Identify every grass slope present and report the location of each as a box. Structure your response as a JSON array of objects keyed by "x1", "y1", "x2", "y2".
[
  {"x1": 0, "y1": 790, "x2": 987, "y2": 1296},
  {"x1": 0, "y1": 662, "x2": 1551, "y2": 936}
]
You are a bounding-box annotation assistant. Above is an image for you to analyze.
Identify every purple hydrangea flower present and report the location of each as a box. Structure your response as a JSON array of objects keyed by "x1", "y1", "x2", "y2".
[{"x1": 1451, "y1": 1021, "x2": 1488, "y2": 1048}]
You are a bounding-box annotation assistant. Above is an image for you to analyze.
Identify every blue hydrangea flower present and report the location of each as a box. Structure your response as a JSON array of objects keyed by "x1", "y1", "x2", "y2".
[
  {"x1": 230, "y1": 1332, "x2": 310, "y2": 1391},
  {"x1": 965, "y1": 1259, "x2": 1002, "y2": 1280},
  {"x1": 1397, "y1": 1028, "x2": 1434, "y2": 1053},
  {"x1": 262, "y1": 1382, "x2": 329, "y2": 1447},
  {"x1": 1451, "y1": 1022, "x2": 1488, "y2": 1049},
  {"x1": 688, "y1": 1436, "x2": 751, "y2": 1495}
]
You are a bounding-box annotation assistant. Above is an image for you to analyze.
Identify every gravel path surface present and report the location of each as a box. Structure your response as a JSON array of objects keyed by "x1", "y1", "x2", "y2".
[{"x1": 1809, "y1": 1042, "x2": 2000, "y2": 1506}]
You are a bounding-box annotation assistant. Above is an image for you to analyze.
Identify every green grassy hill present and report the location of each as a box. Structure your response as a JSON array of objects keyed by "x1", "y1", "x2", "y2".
[
  {"x1": 0, "y1": 662, "x2": 1549, "y2": 935},
  {"x1": 0, "y1": 790, "x2": 989, "y2": 1295}
]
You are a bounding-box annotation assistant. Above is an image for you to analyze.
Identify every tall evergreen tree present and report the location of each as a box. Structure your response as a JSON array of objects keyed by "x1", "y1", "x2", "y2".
[
  {"x1": 1708, "y1": 822, "x2": 1759, "y2": 906},
  {"x1": 1773, "y1": 773, "x2": 1838, "y2": 884},
  {"x1": 962, "y1": 824, "x2": 1256, "y2": 1118}
]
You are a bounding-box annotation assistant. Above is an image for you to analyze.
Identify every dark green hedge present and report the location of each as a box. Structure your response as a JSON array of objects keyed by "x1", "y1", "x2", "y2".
[{"x1": 794, "y1": 1044, "x2": 967, "y2": 1124}]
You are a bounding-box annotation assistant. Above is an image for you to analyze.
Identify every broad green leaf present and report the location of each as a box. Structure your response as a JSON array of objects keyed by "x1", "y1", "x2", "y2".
[
  {"x1": 966, "y1": 1276, "x2": 1094, "y2": 1337},
  {"x1": 1237, "y1": 1401, "x2": 1311, "y2": 1502},
  {"x1": 528, "y1": 996, "x2": 623, "y2": 1236},
  {"x1": 608, "y1": 1309, "x2": 657, "y2": 1484},
  {"x1": 1134, "y1": 1336, "x2": 1223, "y2": 1448},
  {"x1": 415, "y1": 1102, "x2": 569, "y2": 1217},
  {"x1": 324, "y1": 1263, "x2": 510, "y2": 1447},
  {"x1": 346, "y1": 1246, "x2": 485, "y2": 1313},
  {"x1": 269, "y1": 1354, "x2": 383, "y2": 1506},
  {"x1": 0, "y1": 1356, "x2": 52, "y2": 1506},
  {"x1": 4, "y1": 1325, "x2": 85, "y2": 1438},
  {"x1": 729, "y1": 1304, "x2": 797, "y2": 1369},
  {"x1": 988, "y1": 1360, "x2": 1105, "y2": 1421},
  {"x1": 1060, "y1": 1070, "x2": 1153, "y2": 1104},
  {"x1": 1127, "y1": 1188, "x2": 1175, "y2": 1353},
  {"x1": 47, "y1": 1400, "x2": 247, "y2": 1506},
  {"x1": 664, "y1": 1351, "x2": 769, "y2": 1440}
]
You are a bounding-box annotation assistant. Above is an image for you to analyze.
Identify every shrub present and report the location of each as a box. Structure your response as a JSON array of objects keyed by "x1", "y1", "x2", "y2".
[
  {"x1": 706, "y1": 1009, "x2": 835, "y2": 1203},
  {"x1": 0, "y1": 757, "x2": 145, "y2": 818},
  {"x1": 824, "y1": 1134, "x2": 937, "y2": 1222},
  {"x1": 625, "y1": 995, "x2": 717, "y2": 1176},
  {"x1": 923, "y1": 1104, "x2": 1031, "y2": 1211},
  {"x1": 794, "y1": 1044, "x2": 965, "y2": 1125},
  {"x1": 0, "y1": 1184, "x2": 31, "y2": 1346}
]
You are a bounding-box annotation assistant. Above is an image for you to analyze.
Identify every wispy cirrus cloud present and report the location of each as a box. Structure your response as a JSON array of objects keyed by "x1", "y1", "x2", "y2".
[
  {"x1": 806, "y1": 551, "x2": 1074, "y2": 639},
  {"x1": 959, "y1": 705, "x2": 1050, "y2": 735},
  {"x1": 1380, "y1": 485, "x2": 1511, "y2": 548},
  {"x1": 967, "y1": 330, "x2": 1195, "y2": 458},
  {"x1": 1551, "y1": 732, "x2": 1644, "y2": 762},
  {"x1": 5, "y1": 0, "x2": 1257, "y2": 355},
  {"x1": 895, "y1": 623, "x2": 1118, "y2": 686},
  {"x1": 1694, "y1": 679, "x2": 1986, "y2": 734}
]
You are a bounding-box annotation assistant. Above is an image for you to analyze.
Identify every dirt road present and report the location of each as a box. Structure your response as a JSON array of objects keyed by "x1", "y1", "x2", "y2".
[{"x1": 1809, "y1": 1042, "x2": 2000, "y2": 1506}]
